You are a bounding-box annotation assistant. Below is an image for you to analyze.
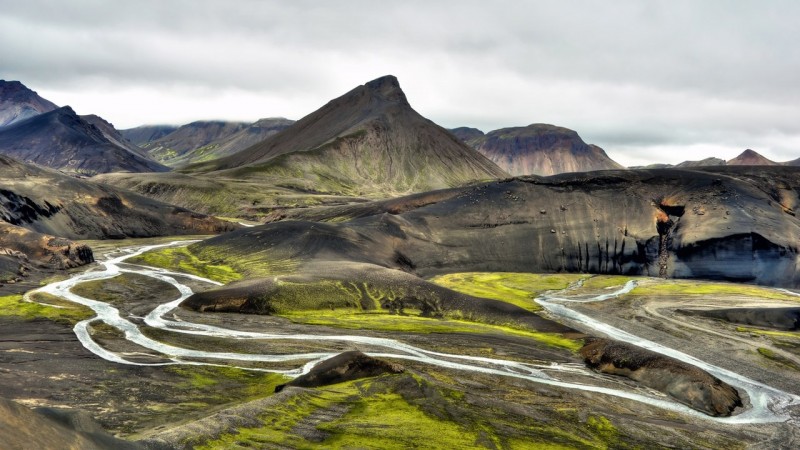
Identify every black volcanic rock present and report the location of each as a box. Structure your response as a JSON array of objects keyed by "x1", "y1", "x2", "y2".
[
  {"x1": 0, "y1": 107, "x2": 168, "y2": 174},
  {"x1": 190, "y1": 75, "x2": 508, "y2": 195},
  {"x1": 468, "y1": 124, "x2": 625, "y2": 176},
  {"x1": 0, "y1": 80, "x2": 58, "y2": 127},
  {"x1": 580, "y1": 338, "x2": 742, "y2": 417},
  {"x1": 193, "y1": 166, "x2": 800, "y2": 287},
  {"x1": 274, "y1": 351, "x2": 404, "y2": 392}
]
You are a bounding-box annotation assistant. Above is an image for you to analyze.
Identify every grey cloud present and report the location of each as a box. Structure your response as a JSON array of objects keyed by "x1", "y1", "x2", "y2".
[{"x1": 2, "y1": 0, "x2": 800, "y2": 165}]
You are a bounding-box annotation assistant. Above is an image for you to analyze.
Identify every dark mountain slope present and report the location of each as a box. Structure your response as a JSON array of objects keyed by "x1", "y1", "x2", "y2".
[
  {"x1": 0, "y1": 107, "x2": 168, "y2": 174},
  {"x1": 0, "y1": 80, "x2": 58, "y2": 127},
  {"x1": 190, "y1": 166, "x2": 800, "y2": 288}
]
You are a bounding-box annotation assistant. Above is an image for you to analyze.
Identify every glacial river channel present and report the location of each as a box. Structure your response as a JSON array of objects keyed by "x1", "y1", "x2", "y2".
[{"x1": 25, "y1": 240, "x2": 800, "y2": 425}]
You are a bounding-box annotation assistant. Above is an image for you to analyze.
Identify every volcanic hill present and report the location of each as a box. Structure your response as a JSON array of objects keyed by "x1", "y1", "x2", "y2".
[
  {"x1": 0, "y1": 80, "x2": 58, "y2": 127},
  {"x1": 0, "y1": 106, "x2": 168, "y2": 174},
  {"x1": 97, "y1": 76, "x2": 508, "y2": 216},
  {"x1": 454, "y1": 123, "x2": 624, "y2": 176},
  {"x1": 727, "y1": 149, "x2": 779, "y2": 166}
]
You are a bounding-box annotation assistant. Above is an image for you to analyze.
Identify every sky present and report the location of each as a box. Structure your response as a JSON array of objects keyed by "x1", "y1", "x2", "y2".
[{"x1": 2, "y1": 0, "x2": 800, "y2": 166}]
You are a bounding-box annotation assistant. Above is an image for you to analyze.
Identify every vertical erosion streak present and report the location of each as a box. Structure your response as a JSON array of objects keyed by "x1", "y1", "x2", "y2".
[{"x1": 655, "y1": 209, "x2": 673, "y2": 278}]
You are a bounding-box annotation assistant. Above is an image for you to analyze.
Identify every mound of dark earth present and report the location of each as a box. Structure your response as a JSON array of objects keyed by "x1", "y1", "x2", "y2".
[
  {"x1": 275, "y1": 351, "x2": 404, "y2": 392},
  {"x1": 0, "y1": 80, "x2": 58, "y2": 127},
  {"x1": 194, "y1": 166, "x2": 800, "y2": 287},
  {"x1": 0, "y1": 397, "x2": 140, "y2": 450},
  {"x1": 456, "y1": 123, "x2": 624, "y2": 176},
  {"x1": 0, "y1": 222, "x2": 93, "y2": 275},
  {"x1": 580, "y1": 338, "x2": 742, "y2": 417},
  {"x1": 679, "y1": 307, "x2": 800, "y2": 331},
  {"x1": 182, "y1": 261, "x2": 574, "y2": 334},
  {"x1": 0, "y1": 154, "x2": 235, "y2": 240},
  {"x1": 0, "y1": 106, "x2": 167, "y2": 174}
]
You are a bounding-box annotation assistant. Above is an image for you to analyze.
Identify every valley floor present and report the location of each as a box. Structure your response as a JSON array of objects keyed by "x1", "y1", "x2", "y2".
[{"x1": 2, "y1": 238, "x2": 800, "y2": 449}]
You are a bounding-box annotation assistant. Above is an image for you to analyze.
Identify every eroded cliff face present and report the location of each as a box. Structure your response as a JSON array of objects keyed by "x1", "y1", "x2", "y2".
[{"x1": 196, "y1": 167, "x2": 800, "y2": 287}]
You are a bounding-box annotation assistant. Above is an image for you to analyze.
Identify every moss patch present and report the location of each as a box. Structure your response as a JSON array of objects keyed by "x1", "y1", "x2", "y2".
[
  {"x1": 0, "y1": 294, "x2": 93, "y2": 324},
  {"x1": 630, "y1": 280, "x2": 800, "y2": 301},
  {"x1": 127, "y1": 246, "x2": 242, "y2": 284},
  {"x1": 430, "y1": 272, "x2": 585, "y2": 311},
  {"x1": 280, "y1": 309, "x2": 581, "y2": 351}
]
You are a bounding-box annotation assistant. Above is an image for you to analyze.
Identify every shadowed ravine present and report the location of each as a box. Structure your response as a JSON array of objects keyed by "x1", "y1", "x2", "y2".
[{"x1": 25, "y1": 240, "x2": 800, "y2": 426}]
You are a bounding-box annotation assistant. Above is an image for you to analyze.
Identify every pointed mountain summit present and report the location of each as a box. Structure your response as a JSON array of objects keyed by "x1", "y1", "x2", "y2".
[
  {"x1": 0, "y1": 80, "x2": 58, "y2": 127},
  {"x1": 0, "y1": 106, "x2": 168, "y2": 174},
  {"x1": 191, "y1": 75, "x2": 507, "y2": 196},
  {"x1": 727, "y1": 149, "x2": 779, "y2": 166},
  {"x1": 465, "y1": 123, "x2": 624, "y2": 176}
]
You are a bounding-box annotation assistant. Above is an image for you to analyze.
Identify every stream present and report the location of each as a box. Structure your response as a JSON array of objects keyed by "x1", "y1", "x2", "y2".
[{"x1": 25, "y1": 240, "x2": 800, "y2": 425}]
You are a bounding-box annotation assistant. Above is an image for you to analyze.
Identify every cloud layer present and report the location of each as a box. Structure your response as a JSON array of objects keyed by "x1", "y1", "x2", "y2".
[{"x1": 2, "y1": 0, "x2": 799, "y2": 165}]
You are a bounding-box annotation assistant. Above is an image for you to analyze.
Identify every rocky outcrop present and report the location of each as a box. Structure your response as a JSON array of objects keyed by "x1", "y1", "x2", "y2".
[
  {"x1": 580, "y1": 338, "x2": 742, "y2": 417},
  {"x1": 275, "y1": 351, "x2": 404, "y2": 392},
  {"x1": 0, "y1": 223, "x2": 93, "y2": 272},
  {"x1": 0, "y1": 397, "x2": 141, "y2": 450}
]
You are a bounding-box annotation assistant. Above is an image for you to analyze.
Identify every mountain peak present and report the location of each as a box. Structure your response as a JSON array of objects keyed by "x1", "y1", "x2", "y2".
[
  {"x1": 362, "y1": 75, "x2": 408, "y2": 105},
  {"x1": 728, "y1": 149, "x2": 778, "y2": 166},
  {"x1": 0, "y1": 80, "x2": 59, "y2": 127}
]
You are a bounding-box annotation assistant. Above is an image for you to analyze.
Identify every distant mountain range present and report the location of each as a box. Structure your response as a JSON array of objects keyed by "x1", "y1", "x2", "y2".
[
  {"x1": 451, "y1": 124, "x2": 624, "y2": 176},
  {"x1": 123, "y1": 118, "x2": 295, "y2": 168},
  {"x1": 632, "y1": 149, "x2": 783, "y2": 169}
]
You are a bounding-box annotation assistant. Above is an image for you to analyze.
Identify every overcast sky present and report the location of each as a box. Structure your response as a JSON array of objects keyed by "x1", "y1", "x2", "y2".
[{"x1": 2, "y1": 0, "x2": 799, "y2": 166}]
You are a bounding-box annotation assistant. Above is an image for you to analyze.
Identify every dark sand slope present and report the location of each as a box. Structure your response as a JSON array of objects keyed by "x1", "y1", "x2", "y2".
[{"x1": 192, "y1": 166, "x2": 800, "y2": 287}]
